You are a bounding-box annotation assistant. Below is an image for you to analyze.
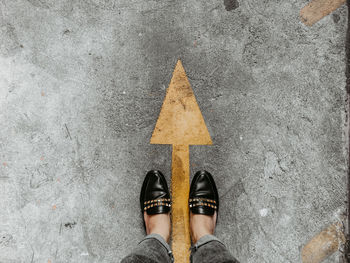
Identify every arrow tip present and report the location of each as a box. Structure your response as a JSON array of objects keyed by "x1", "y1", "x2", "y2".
[
  {"x1": 176, "y1": 59, "x2": 183, "y2": 68},
  {"x1": 151, "y1": 61, "x2": 212, "y2": 145}
]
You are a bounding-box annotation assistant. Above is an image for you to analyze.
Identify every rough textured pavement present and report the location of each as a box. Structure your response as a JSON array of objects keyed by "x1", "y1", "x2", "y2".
[{"x1": 0, "y1": 0, "x2": 348, "y2": 262}]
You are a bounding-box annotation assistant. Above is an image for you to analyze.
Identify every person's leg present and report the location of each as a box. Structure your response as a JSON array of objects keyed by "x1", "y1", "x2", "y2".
[
  {"x1": 189, "y1": 171, "x2": 239, "y2": 263},
  {"x1": 121, "y1": 212, "x2": 173, "y2": 263},
  {"x1": 190, "y1": 234, "x2": 239, "y2": 263},
  {"x1": 189, "y1": 212, "x2": 239, "y2": 263},
  {"x1": 121, "y1": 171, "x2": 173, "y2": 263},
  {"x1": 121, "y1": 233, "x2": 173, "y2": 263}
]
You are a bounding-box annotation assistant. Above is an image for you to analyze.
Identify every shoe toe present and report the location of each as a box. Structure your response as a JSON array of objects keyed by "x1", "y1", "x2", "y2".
[
  {"x1": 140, "y1": 170, "x2": 171, "y2": 215},
  {"x1": 189, "y1": 170, "x2": 219, "y2": 215}
]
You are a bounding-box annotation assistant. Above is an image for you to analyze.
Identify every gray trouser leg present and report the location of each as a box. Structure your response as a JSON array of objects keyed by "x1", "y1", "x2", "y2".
[
  {"x1": 121, "y1": 234, "x2": 174, "y2": 263},
  {"x1": 190, "y1": 235, "x2": 239, "y2": 263}
]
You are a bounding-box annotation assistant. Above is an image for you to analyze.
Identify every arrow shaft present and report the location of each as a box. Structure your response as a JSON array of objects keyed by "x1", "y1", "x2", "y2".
[
  {"x1": 171, "y1": 145, "x2": 191, "y2": 262},
  {"x1": 151, "y1": 61, "x2": 212, "y2": 262}
]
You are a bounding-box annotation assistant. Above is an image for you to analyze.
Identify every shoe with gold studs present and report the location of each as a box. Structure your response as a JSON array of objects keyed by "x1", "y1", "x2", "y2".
[{"x1": 140, "y1": 170, "x2": 171, "y2": 229}]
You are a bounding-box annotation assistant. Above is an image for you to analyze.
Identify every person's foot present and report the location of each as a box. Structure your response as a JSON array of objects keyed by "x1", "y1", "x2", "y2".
[
  {"x1": 144, "y1": 212, "x2": 171, "y2": 242},
  {"x1": 189, "y1": 171, "x2": 219, "y2": 244},
  {"x1": 190, "y1": 212, "x2": 216, "y2": 244},
  {"x1": 140, "y1": 170, "x2": 172, "y2": 242}
]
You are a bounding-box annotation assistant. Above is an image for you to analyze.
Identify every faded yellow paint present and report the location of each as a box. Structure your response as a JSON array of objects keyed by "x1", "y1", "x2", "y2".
[
  {"x1": 171, "y1": 145, "x2": 191, "y2": 262},
  {"x1": 300, "y1": 0, "x2": 345, "y2": 26},
  {"x1": 151, "y1": 60, "x2": 212, "y2": 262},
  {"x1": 301, "y1": 222, "x2": 345, "y2": 263},
  {"x1": 151, "y1": 60, "x2": 212, "y2": 146}
]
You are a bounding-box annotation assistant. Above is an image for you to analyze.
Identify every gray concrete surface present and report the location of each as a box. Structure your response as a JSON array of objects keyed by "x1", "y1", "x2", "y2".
[{"x1": 0, "y1": 0, "x2": 348, "y2": 262}]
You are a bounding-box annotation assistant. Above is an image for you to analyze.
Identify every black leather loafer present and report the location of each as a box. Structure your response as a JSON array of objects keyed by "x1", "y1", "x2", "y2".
[
  {"x1": 140, "y1": 170, "x2": 171, "y2": 219},
  {"x1": 189, "y1": 170, "x2": 219, "y2": 216}
]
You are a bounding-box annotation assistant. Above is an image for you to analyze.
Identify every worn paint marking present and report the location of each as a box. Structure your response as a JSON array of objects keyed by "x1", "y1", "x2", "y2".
[
  {"x1": 300, "y1": 0, "x2": 345, "y2": 26},
  {"x1": 301, "y1": 222, "x2": 345, "y2": 263},
  {"x1": 151, "y1": 60, "x2": 212, "y2": 262},
  {"x1": 171, "y1": 145, "x2": 191, "y2": 262},
  {"x1": 151, "y1": 60, "x2": 212, "y2": 146}
]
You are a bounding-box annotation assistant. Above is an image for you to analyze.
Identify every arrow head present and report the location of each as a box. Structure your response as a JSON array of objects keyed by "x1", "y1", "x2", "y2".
[{"x1": 151, "y1": 60, "x2": 212, "y2": 145}]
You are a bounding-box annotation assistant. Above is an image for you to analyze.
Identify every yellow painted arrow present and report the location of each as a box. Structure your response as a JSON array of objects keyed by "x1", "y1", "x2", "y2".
[{"x1": 151, "y1": 60, "x2": 212, "y2": 262}]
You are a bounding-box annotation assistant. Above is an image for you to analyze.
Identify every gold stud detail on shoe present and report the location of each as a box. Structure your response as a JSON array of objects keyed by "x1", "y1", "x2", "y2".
[{"x1": 189, "y1": 198, "x2": 217, "y2": 210}]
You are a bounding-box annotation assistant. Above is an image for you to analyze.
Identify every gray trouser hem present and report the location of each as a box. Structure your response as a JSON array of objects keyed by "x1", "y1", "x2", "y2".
[
  {"x1": 191, "y1": 234, "x2": 225, "y2": 251},
  {"x1": 190, "y1": 234, "x2": 239, "y2": 263},
  {"x1": 140, "y1": 234, "x2": 174, "y2": 262}
]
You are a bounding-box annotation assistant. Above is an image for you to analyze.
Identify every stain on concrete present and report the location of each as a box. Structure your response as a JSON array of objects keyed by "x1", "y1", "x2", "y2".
[
  {"x1": 62, "y1": 29, "x2": 71, "y2": 35},
  {"x1": 0, "y1": 234, "x2": 13, "y2": 247},
  {"x1": 333, "y1": 13, "x2": 341, "y2": 23},
  {"x1": 224, "y1": 0, "x2": 239, "y2": 11},
  {"x1": 0, "y1": 22, "x2": 20, "y2": 57},
  {"x1": 64, "y1": 222, "x2": 77, "y2": 228}
]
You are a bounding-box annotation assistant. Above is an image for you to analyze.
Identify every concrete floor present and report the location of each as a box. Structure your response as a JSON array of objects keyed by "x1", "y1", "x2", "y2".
[{"x1": 0, "y1": 0, "x2": 348, "y2": 262}]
